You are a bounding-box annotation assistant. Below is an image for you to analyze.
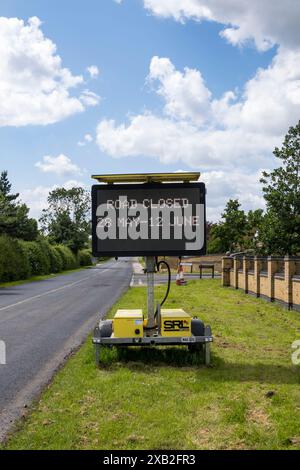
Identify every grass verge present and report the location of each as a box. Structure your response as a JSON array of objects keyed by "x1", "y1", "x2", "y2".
[{"x1": 3, "y1": 280, "x2": 300, "y2": 450}]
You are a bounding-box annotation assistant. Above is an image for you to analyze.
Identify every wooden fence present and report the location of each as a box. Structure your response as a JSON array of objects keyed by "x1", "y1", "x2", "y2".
[{"x1": 222, "y1": 256, "x2": 300, "y2": 311}]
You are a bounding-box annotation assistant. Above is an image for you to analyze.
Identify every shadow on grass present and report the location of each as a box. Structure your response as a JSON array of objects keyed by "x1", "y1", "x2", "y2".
[
  {"x1": 98, "y1": 345, "x2": 207, "y2": 368},
  {"x1": 96, "y1": 346, "x2": 300, "y2": 384},
  {"x1": 207, "y1": 356, "x2": 300, "y2": 385}
]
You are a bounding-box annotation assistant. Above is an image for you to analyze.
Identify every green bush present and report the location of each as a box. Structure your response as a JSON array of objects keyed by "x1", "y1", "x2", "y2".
[
  {"x1": 78, "y1": 249, "x2": 93, "y2": 266},
  {"x1": 39, "y1": 239, "x2": 53, "y2": 270},
  {"x1": 38, "y1": 239, "x2": 63, "y2": 274},
  {"x1": 49, "y1": 246, "x2": 63, "y2": 273},
  {"x1": 0, "y1": 235, "x2": 31, "y2": 282},
  {"x1": 0, "y1": 235, "x2": 82, "y2": 284},
  {"x1": 20, "y1": 241, "x2": 51, "y2": 276},
  {"x1": 55, "y1": 245, "x2": 78, "y2": 270}
]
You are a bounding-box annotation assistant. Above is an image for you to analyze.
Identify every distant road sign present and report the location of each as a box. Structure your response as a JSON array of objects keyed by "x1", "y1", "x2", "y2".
[{"x1": 92, "y1": 182, "x2": 206, "y2": 257}]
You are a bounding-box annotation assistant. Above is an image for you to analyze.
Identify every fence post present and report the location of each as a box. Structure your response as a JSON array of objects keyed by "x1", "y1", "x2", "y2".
[
  {"x1": 243, "y1": 256, "x2": 249, "y2": 293},
  {"x1": 233, "y1": 257, "x2": 239, "y2": 289},
  {"x1": 268, "y1": 256, "x2": 277, "y2": 301},
  {"x1": 284, "y1": 256, "x2": 296, "y2": 309},
  {"x1": 222, "y1": 257, "x2": 233, "y2": 286},
  {"x1": 254, "y1": 256, "x2": 261, "y2": 297}
]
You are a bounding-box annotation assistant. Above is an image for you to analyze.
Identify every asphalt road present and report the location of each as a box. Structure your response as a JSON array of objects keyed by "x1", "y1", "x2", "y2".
[{"x1": 0, "y1": 258, "x2": 132, "y2": 440}]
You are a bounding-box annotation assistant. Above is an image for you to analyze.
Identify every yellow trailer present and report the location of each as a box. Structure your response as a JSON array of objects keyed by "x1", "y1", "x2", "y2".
[{"x1": 92, "y1": 173, "x2": 213, "y2": 365}]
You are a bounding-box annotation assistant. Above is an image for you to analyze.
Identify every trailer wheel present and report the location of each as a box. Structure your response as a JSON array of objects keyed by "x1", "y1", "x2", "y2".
[
  {"x1": 99, "y1": 320, "x2": 113, "y2": 338},
  {"x1": 191, "y1": 318, "x2": 205, "y2": 336}
]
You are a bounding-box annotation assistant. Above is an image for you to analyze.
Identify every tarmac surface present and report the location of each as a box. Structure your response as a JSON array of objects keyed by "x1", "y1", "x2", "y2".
[{"x1": 0, "y1": 258, "x2": 132, "y2": 441}]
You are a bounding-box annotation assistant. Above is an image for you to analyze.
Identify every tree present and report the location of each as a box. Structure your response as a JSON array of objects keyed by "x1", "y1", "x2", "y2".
[
  {"x1": 0, "y1": 171, "x2": 38, "y2": 241},
  {"x1": 260, "y1": 121, "x2": 300, "y2": 255},
  {"x1": 40, "y1": 187, "x2": 90, "y2": 253},
  {"x1": 244, "y1": 209, "x2": 264, "y2": 251},
  {"x1": 206, "y1": 221, "x2": 214, "y2": 241},
  {"x1": 0, "y1": 171, "x2": 19, "y2": 202},
  {"x1": 207, "y1": 199, "x2": 247, "y2": 253}
]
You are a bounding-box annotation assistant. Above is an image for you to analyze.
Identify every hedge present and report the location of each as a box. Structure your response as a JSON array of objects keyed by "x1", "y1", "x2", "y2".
[
  {"x1": 0, "y1": 235, "x2": 93, "y2": 283},
  {"x1": 0, "y1": 235, "x2": 31, "y2": 282},
  {"x1": 78, "y1": 249, "x2": 93, "y2": 267},
  {"x1": 49, "y1": 246, "x2": 63, "y2": 273},
  {"x1": 20, "y1": 240, "x2": 51, "y2": 276},
  {"x1": 54, "y1": 245, "x2": 78, "y2": 271}
]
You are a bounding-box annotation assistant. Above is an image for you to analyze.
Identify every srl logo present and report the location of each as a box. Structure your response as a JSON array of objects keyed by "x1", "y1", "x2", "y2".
[{"x1": 164, "y1": 320, "x2": 189, "y2": 331}]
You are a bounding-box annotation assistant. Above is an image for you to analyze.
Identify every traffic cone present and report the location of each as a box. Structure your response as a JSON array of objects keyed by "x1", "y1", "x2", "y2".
[{"x1": 176, "y1": 263, "x2": 187, "y2": 286}]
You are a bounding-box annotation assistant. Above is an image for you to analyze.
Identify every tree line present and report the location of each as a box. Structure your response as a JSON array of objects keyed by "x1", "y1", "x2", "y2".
[
  {"x1": 1, "y1": 120, "x2": 299, "y2": 281},
  {"x1": 0, "y1": 172, "x2": 92, "y2": 283},
  {"x1": 208, "y1": 121, "x2": 300, "y2": 255}
]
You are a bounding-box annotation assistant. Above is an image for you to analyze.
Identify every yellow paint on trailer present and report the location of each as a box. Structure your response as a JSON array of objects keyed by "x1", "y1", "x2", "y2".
[
  {"x1": 113, "y1": 310, "x2": 144, "y2": 338},
  {"x1": 160, "y1": 309, "x2": 192, "y2": 337}
]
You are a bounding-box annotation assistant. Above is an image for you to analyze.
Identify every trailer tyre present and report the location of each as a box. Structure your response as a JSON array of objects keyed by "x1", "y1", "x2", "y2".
[
  {"x1": 99, "y1": 320, "x2": 113, "y2": 338},
  {"x1": 191, "y1": 318, "x2": 205, "y2": 336}
]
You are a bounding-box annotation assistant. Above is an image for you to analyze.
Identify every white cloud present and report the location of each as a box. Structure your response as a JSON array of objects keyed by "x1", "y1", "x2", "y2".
[
  {"x1": 97, "y1": 51, "x2": 296, "y2": 169},
  {"x1": 21, "y1": 180, "x2": 86, "y2": 219},
  {"x1": 96, "y1": 49, "x2": 300, "y2": 218},
  {"x1": 35, "y1": 154, "x2": 82, "y2": 177},
  {"x1": 21, "y1": 185, "x2": 54, "y2": 217},
  {"x1": 78, "y1": 133, "x2": 93, "y2": 146},
  {"x1": 63, "y1": 179, "x2": 85, "y2": 190},
  {"x1": 87, "y1": 65, "x2": 99, "y2": 79},
  {"x1": 84, "y1": 133, "x2": 93, "y2": 142},
  {"x1": 143, "y1": 0, "x2": 300, "y2": 51},
  {"x1": 96, "y1": 2, "x2": 300, "y2": 219},
  {"x1": 0, "y1": 16, "x2": 100, "y2": 127},
  {"x1": 144, "y1": 0, "x2": 213, "y2": 23},
  {"x1": 220, "y1": 48, "x2": 300, "y2": 136},
  {"x1": 148, "y1": 56, "x2": 211, "y2": 125},
  {"x1": 202, "y1": 170, "x2": 265, "y2": 222},
  {"x1": 79, "y1": 89, "x2": 101, "y2": 106},
  {"x1": 97, "y1": 113, "x2": 279, "y2": 169}
]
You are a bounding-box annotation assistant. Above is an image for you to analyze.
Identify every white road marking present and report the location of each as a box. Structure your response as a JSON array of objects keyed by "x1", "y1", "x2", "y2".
[{"x1": 0, "y1": 268, "x2": 109, "y2": 314}]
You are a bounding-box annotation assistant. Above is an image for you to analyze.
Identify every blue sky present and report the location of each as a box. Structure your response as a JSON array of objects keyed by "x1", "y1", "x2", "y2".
[{"x1": 0, "y1": 0, "x2": 299, "y2": 221}]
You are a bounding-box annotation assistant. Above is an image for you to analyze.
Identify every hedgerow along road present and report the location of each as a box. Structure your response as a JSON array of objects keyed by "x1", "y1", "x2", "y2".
[{"x1": 0, "y1": 258, "x2": 133, "y2": 441}]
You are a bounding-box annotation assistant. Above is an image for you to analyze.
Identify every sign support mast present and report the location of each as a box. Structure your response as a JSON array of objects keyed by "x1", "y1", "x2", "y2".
[{"x1": 145, "y1": 256, "x2": 156, "y2": 328}]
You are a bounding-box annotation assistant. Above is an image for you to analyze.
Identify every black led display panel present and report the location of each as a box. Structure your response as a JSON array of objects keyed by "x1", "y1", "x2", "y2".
[{"x1": 92, "y1": 183, "x2": 206, "y2": 257}]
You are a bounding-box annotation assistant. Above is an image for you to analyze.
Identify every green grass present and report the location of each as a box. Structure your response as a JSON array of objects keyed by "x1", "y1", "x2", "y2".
[
  {"x1": 3, "y1": 280, "x2": 300, "y2": 450},
  {"x1": 0, "y1": 266, "x2": 93, "y2": 288}
]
